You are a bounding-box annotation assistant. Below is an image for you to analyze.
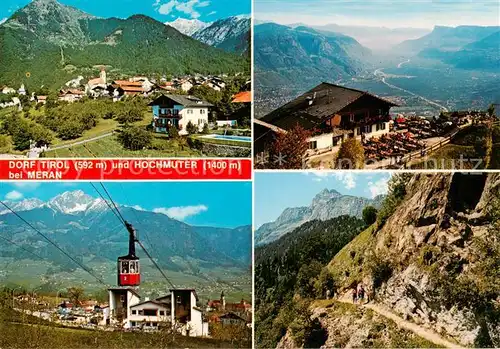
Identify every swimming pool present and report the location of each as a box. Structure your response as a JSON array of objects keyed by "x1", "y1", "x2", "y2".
[{"x1": 203, "y1": 134, "x2": 252, "y2": 143}]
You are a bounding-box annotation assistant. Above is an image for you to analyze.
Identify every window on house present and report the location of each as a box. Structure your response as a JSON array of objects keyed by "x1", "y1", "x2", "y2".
[
  {"x1": 152, "y1": 322, "x2": 158, "y2": 327},
  {"x1": 144, "y1": 309, "x2": 157, "y2": 316},
  {"x1": 309, "y1": 141, "x2": 317, "y2": 150},
  {"x1": 159, "y1": 310, "x2": 165, "y2": 316},
  {"x1": 131, "y1": 321, "x2": 136, "y2": 326},
  {"x1": 200, "y1": 109, "x2": 206, "y2": 114},
  {"x1": 349, "y1": 114, "x2": 355, "y2": 122},
  {"x1": 138, "y1": 310, "x2": 144, "y2": 315},
  {"x1": 364, "y1": 125, "x2": 372, "y2": 133},
  {"x1": 132, "y1": 310, "x2": 137, "y2": 315},
  {"x1": 356, "y1": 127, "x2": 362, "y2": 135},
  {"x1": 376, "y1": 123, "x2": 386, "y2": 131},
  {"x1": 187, "y1": 109, "x2": 193, "y2": 114},
  {"x1": 332, "y1": 136, "x2": 342, "y2": 146}
]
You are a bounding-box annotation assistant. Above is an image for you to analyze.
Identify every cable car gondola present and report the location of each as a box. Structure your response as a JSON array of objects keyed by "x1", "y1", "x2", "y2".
[{"x1": 117, "y1": 222, "x2": 140, "y2": 287}]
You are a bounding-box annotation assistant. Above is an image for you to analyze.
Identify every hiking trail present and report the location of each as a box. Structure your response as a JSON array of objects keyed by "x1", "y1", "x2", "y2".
[{"x1": 334, "y1": 294, "x2": 465, "y2": 349}]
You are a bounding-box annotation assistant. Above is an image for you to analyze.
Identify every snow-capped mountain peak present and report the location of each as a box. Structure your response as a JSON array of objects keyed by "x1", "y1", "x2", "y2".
[
  {"x1": 165, "y1": 18, "x2": 210, "y2": 37},
  {"x1": 47, "y1": 190, "x2": 97, "y2": 214},
  {"x1": 193, "y1": 15, "x2": 250, "y2": 48},
  {"x1": 0, "y1": 198, "x2": 45, "y2": 215}
]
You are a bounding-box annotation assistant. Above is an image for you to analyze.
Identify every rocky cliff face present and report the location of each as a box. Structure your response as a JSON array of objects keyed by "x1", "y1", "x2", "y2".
[{"x1": 328, "y1": 173, "x2": 500, "y2": 347}]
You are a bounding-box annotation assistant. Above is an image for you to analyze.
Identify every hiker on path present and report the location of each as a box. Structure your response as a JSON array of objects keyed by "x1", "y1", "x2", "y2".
[
  {"x1": 358, "y1": 284, "x2": 365, "y2": 304},
  {"x1": 326, "y1": 289, "x2": 331, "y2": 300},
  {"x1": 351, "y1": 287, "x2": 357, "y2": 304}
]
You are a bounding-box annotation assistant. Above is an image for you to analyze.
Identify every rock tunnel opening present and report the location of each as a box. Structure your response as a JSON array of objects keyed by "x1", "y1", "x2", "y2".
[{"x1": 448, "y1": 173, "x2": 487, "y2": 213}]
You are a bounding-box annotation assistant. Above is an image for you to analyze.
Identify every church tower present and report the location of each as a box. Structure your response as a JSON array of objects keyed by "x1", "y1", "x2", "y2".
[
  {"x1": 100, "y1": 67, "x2": 107, "y2": 85},
  {"x1": 220, "y1": 291, "x2": 226, "y2": 311}
]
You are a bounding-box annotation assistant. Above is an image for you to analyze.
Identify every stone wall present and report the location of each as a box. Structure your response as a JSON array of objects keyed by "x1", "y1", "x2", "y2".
[{"x1": 191, "y1": 140, "x2": 251, "y2": 157}]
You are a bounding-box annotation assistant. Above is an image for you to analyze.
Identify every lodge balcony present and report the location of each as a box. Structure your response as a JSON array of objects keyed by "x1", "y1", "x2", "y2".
[
  {"x1": 339, "y1": 114, "x2": 391, "y2": 130},
  {"x1": 158, "y1": 113, "x2": 182, "y2": 119}
]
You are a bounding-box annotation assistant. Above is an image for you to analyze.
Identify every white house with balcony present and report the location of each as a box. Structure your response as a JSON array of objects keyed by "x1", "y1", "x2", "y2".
[
  {"x1": 106, "y1": 287, "x2": 208, "y2": 337},
  {"x1": 149, "y1": 94, "x2": 213, "y2": 136}
]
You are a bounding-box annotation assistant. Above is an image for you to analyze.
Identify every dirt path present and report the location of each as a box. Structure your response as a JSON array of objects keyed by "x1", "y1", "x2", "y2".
[
  {"x1": 336, "y1": 295, "x2": 464, "y2": 348},
  {"x1": 49, "y1": 132, "x2": 114, "y2": 151}
]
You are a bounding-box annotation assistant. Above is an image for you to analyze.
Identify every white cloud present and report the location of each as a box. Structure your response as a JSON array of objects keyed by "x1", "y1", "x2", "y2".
[
  {"x1": 5, "y1": 190, "x2": 23, "y2": 201},
  {"x1": 0, "y1": 18, "x2": 7, "y2": 25},
  {"x1": 368, "y1": 178, "x2": 389, "y2": 198},
  {"x1": 304, "y1": 171, "x2": 330, "y2": 182},
  {"x1": 334, "y1": 173, "x2": 356, "y2": 190},
  {"x1": 156, "y1": 0, "x2": 211, "y2": 19},
  {"x1": 207, "y1": 10, "x2": 216, "y2": 16},
  {"x1": 131, "y1": 205, "x2": 145, "y2": 211},
  {"x1": 153, "y1": 205, "x2": 208, "y2": 220},
  {"x1": 158, "y1": 0, "x2": 177, "y2": 15},
  {"x1": 12, "y1": 182, "x2": 41, "y2": 190}
]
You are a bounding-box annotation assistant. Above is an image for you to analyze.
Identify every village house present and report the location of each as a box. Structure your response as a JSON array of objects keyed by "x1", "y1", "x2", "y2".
[
  {"x1": 175, "y1": 79, "x2": 194, "y2": 92},
  {"x1": 2, "y1": 86, "x2": 16, "y2": 94},
  {"x1": 18, "y1": 84, "x2": 26, "y2": 96},
  {"x1": 219, "y1": 312, "x2": 248, "y2": 327},
  {"x1": 59, "y1": 89, "x2": 84, "y2": 103},
  {"x1": 36, "y1": 95, "x2": 48, "y2": 105},
  {"x1": 149, "y1": 94, "x2": 213, "y2": 135},
  {"x1": 254, "y1": 82, "x2": 398, "y2": 158},
  {"x1": 106, "y1": 287, "x2": 208, "y2": 337}
]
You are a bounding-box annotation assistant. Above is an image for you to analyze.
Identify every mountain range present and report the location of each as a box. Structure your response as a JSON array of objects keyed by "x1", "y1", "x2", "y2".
[
  {"x1": 167, "y1": 15, "x2": 251, "y2": 55},
  {"x1": 254, "y1": 22, "x2": 371, "y2": 90},
  {"x1": 416, "y1": 29, "x2": 500, "y2": 70},
  {"x1": 0, "y1": 0, "x2": 249, "y2": 89},
  {"x1": 397, "y1": 25, "x2": 499, "y2": 54},
  {"x1": 255, "y1": 188, "x2": 384, "y2": 245},
  {"x1": 0, "y1": 190, "x2": 251, "y2": 289},
  {"x1": 289, "y1": 22, "x2": 431, "y2": 51}
]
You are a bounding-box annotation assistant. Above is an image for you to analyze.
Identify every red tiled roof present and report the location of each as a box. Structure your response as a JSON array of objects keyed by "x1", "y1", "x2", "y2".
[
  {"x1": 121, "y1": 86, "x2": 145, "y2": 93},
  {"x1": 232, "y1": 91, "x2": 251, "y2": 103},
  {"x1": 114, "y1": 80, "x2": 143, "y2": 87}
]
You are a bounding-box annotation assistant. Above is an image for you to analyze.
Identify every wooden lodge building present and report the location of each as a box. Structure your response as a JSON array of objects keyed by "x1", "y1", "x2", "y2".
[{"x1": 254, "y1": 82, "x2": 398, "y2": 159}]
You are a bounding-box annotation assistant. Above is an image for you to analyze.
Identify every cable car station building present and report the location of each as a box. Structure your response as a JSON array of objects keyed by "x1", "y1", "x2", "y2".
[
  {"x1": 106, "y1": 288, "x2": 208, "y2": 336},
  {"x1": 104, "y1": 222, "x2": 208, "y2": 336}
]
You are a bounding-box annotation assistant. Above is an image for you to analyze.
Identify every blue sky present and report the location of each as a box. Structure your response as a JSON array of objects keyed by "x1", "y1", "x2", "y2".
[
  {"x1": 0, "y1": 181, "x2": 252, "y2": 228},
  {"x1": 255, "y1": 0, "x2": 500, "y2": 28},
  {"x1": 0, "y1": 0, "x2": 250, "y2": 24},
  {"x1": 254, "y1": 172, "x2": 392, "y2": 228}
]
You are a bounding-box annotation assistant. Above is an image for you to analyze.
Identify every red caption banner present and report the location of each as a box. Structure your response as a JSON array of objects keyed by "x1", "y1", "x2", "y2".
[{"x1": 0, "y1": 159, "x2": 252, "y2": 181}]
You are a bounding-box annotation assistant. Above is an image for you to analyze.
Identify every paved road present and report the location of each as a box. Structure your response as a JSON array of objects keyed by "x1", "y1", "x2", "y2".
[{"x1": 374, "y1": 62, "x2": 449, "y2": 112}]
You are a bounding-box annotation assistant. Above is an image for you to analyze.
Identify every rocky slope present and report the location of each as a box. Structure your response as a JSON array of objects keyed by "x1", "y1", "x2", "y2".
[
  {"x1": 193, "y1": 15, "x2": 250, "y2": 55},
  {"x1": 326, "y1": 173, "x2": 500, "y2": 347},
  {"x1": 254, "y1": 23, "x2": 371, "y2": 90},
  {"x1": 255, "y1": 189, "x2": 384, "y2": 245}
]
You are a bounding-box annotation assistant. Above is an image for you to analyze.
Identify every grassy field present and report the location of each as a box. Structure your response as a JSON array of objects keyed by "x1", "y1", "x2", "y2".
[
  {"x1": 49, "y1": 111, "x2": 152, "y2": 147},
  {"x1": 1, "y1": 320, "x2": 239, "y2": 349},
  {"x1": 43, "y1": 135, "x2": 202, "y2": 158}
]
